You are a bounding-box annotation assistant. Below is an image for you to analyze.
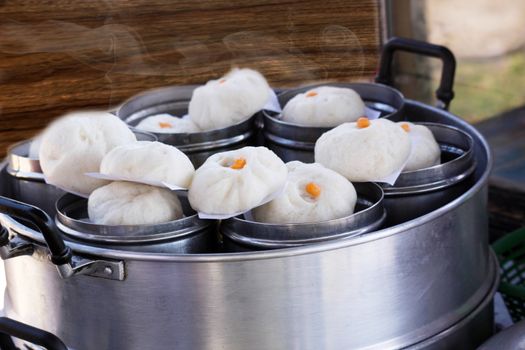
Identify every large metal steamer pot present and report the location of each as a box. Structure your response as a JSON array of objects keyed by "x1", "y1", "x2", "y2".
[
  {"x1": 222, "y1": 182, "x2": 386, "y2": 251},
  {"x1": 263, "y1": 82, "x2": 405, "y2": 163},
  {"x1": 383, "y1": 122, "x2": 476, "y2": 225},
  {"x1": 5, "y1": 129, "x2": 155, "y2": 218},
  {"x1": 118, "y1": 85, "x2": 260, "y2": 167},
  {"x1": 0, "y1": 93, "x2": 495, "y2": 349}
]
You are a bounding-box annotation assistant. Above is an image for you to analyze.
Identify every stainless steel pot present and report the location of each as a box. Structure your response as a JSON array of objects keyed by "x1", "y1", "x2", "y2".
[
  {"x1": 118, "y1": 85, "x2": 260, "y2": 167},
  {"x1": 5, "y1": 130, "x2": 156, "y2": 218},
  {"x1": 0, "y1": 96, "x2": 495, "y2": 350},
  {"x1": 383, "y1": 122, "x2": 476, "y2": 225},
  {"x1": 55, "y1": 193, "x2": 217, "y2": 253},
  {"x1": 0, "y1": 38, "x2": 493, "y2": 350},
  {"x1": 262, "y1": 82, "x2": 405, "y2": 163},
  {"x1": 221, "y1": 182, "x2": 386, "y2": 251}
]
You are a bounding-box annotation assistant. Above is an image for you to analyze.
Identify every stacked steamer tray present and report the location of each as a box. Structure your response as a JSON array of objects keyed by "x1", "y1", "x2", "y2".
[
  {"x1": 0, "y1": 38, "x2": 497, "y2": 350},
  {"x1": 262, "y1": 82, "x2": 405, "y2": 162},
  {"x1": 118, "y1": 85, "x2": 260, "y2": 167}
]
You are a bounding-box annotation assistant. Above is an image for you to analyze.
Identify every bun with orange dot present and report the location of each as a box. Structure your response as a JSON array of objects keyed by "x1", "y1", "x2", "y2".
[
  {"x1": 315, "y1": 118, "x2": 411, "y2": 182},
  {"x1": 398, "y1": 122, "x2": 441, "y2": 171},
  {"x1": 136, "y1": 114, "x2": 200, "y2": 134},
  {"x1": 252, "y1": 161, "x2": 357, "y2": 224},
  {"x1": 281, "y1": 86, "x2": 365, "y2": 127},
  {"x1": 188, "y1": 146, "x2": 287, "y2": 215}
]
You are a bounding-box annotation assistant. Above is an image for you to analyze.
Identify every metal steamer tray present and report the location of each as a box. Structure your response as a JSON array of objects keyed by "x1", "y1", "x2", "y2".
[
  {"x1": 221, "y1": 182, "x2": 386, "y2": 251},
  {"x1": 118, "y1": 85, "x2": 259, "y2": 166},
  {"x1": 382, "y1": 122, "x2": 477, "y2": 225},
  {"x1": 0, "y1": 38, "x2": 497, "y2": 350},
  {"x1": 55, "y1": 193, "x2": 216, "y2": 253},
  {"x1": 262, "y1": 82, "x2": 405, "y2": 162}
]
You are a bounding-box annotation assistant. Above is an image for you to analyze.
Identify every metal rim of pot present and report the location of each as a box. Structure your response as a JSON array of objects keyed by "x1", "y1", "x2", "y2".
[
  {"x1": 383, "y1": 122, "x2": 476, "y2": 196},
  {"x1": 261, "y1": 82, "x2": 406, "y2": 150},
  {"x1": 6, "y1": 129, "x2": 156, "y2": 182},
  {"x1": 55, "y1": 193, "x2": 211, "y2": 245},
  {"x1": 6, "y1": 140, "x2": 43, "y2": 181},
  {"x1": 220, "y1": 182, "x2": 386, "y2": 250},
  {"x1": 117, "y1": 84, "x2": 259, "y2": 152}
]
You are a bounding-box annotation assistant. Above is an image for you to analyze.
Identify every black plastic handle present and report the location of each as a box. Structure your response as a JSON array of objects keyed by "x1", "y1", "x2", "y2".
[
  {"x1": 0, "y1": 196, "x2": 72, "y2": 266},
  {"x1": 0, "y1": 317, "x2": 67, "y2": 350},
  {"x1": 375, "y1": 37, "x2": 456, "y2": 110}
]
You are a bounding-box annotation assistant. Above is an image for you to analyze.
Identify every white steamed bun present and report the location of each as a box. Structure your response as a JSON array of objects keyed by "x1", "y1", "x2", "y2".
[
  {"x1": 281, "y1": 86, "x2": 366, "y2": 127},
  {"x1": 400, "y1": 122, "x2": 441, "y2": 172},
  {"x1": 100, "y1": 141, "x2": 195, "y2": 188},
  {"x1": 252, "y1": 161, "x2": 357, "y2": 224},
  {"x1": 188, "y1": 68, "x2": 270, "y2": 131},
  {"x1": 136, "y1": 114, "x2": 200, "y2": 134},
  {"x1": 188, "y1": 146, "x2": 287, "y2": 215},
  {"x1": 315, "y1": 118, "x2": 411, "y2": 182},
  {"x1": 39, "y1": 111, "x2": 136, "y2": 196},
  {"x1": 88, "y1": 182, "x2": 183, "y2": 225}
]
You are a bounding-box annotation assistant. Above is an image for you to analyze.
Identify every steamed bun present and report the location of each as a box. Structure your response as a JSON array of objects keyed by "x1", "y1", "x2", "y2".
[
  {"x1": 136, "y1": 114, "x2": 200, "y2": 134},
  {"x1": 39, "y1": 111, "x2": 136, "y2": 196},
  {"x1": 188, "y1": 68, "x2": 270, "y2": 131},
  {"x1": 252, "y1": 161, "x2": 357, "y2": 224},
  {"x1": 282, "y1": 86, "x2": 366, "y2": 127},
  {"x1": 100, "y1": 141, "x2": 195, "y2": 188},
  {"x1": 315, "y1": 118, "x2": 411, "y2": 182},
  {"x1": 88, "y1": 182, "x2": 183, "y2": 225},
  {"x1": 400, "y1": 122, "x2": 441, "y2": 172},
  {"x1": 188, "y1": 146, "x2": 287, "y2": 215}
]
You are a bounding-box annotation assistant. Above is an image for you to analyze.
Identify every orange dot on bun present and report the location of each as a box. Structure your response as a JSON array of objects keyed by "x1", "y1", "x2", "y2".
[
  {"x1": 357, "y1": 117, "x2": 370, "y2": 129},
  {"x1": 230, "y1": 158, "x2": 246, "y2": 170},
  {"x1": 305, "y1": 182, "x2": 321, "y2": 198}
]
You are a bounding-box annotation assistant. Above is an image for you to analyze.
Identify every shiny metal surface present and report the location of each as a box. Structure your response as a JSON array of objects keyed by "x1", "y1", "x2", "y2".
[
  {"x1": 221, "y1": 182, "x2": 386, "y2": 251},
  {"x1": 7, "y1": 140, "x2": 43, "y2": 180},
  {"x1": 53, "y1": 193, "x2": 217, "y2": 253},
  {"x1": 0, "y1": 100, "x2": 493, "y2": 349},
  {"x1": 409, "y1": 252, "x2": 498, "y2": 349},
  {"x1": 6, "y1": 140, "x2": 64, "y2": 217},
  {"x1": 478, "y1": 320, "x2": 525, "y2": 350},
  {"x1": 263, "y1": 82, "x2": 405, "y2": 162},
  {"x1": 117, "y1": 85, "x2": 257, "y2": 166},
  {"x1": 383, "y1": 122, "x2": 477, "y2": 225}
]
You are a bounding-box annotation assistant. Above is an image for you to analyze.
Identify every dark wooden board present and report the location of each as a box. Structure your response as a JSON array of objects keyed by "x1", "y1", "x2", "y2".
[
  {"x1": 0, "y1": 0, "x2": 383, "y2": 155},
  {"x1": 476, "y1": 107, "x2": 525, "y2": 241}
]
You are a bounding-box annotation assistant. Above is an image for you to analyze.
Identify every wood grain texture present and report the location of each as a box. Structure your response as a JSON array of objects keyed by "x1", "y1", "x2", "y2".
[{"x1": 0, "y1": 0, "x2": 383, "y2": 156}]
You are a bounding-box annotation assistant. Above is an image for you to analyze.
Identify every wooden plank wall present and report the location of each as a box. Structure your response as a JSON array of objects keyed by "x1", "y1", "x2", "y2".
[{"x1": 0, "y1": 0, "x2": 382, "y2": 156}]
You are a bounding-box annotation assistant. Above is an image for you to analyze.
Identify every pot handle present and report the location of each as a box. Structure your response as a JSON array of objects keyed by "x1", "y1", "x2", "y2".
[
  {"x1": 0, "y1": 196, "x2": 126, "y2": 281},
  {"x1": 0, "y1": 196, "x2": 72, "y2": 266},
  {"x1": 375, "y1": 37, "x2": 456, "y2": 110},
  {"x1": 0, "y1": 317, "x2": 68, "y2": 350}
]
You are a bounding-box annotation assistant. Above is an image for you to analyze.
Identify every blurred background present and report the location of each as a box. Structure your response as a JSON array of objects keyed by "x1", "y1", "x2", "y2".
[{"x1": 388, "y1": 0, "x2": 525, "y2": 123}]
